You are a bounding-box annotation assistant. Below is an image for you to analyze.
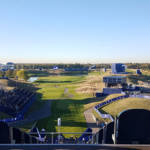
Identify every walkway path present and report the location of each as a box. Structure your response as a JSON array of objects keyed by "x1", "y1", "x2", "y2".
[
  {"x1": 9, "y1": 100, "x2": 51, "y2": 127},
  {"x1": 84, "y1": 108, "x2": 100, "y2": 133}
]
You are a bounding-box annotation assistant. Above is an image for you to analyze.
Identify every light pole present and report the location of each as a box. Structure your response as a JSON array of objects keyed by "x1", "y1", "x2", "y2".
[{"x1": 57, "y1": 118, "x2": 61, "y2": 143}]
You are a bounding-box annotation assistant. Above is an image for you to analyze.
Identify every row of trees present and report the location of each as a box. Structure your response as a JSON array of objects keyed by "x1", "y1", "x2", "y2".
[
  {"x1": 126, "y1": 63, "x2": 150, "y2": 70},
  {"x1": 15, "y1": 63, "x2": 112, "y2": 70},
  {"x1": 0, "y1": 70, "x2": 29, "y2": 81}
]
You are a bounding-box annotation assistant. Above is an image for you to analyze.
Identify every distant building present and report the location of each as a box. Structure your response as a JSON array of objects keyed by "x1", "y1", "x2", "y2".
[
  {"x1": 0, "y1": 64, "x2": 7, "y2": 71},
  {"x1": 64, "y1": 67, "x2": 89, "y2": 72},
  {"x1": 103, "y1": 76, "x2": 127, "y2": 87},
  {"x1": 103, "y1": 88, "x2": 123, "y2": 95},
  {"x1": 112, "y1": 63, "x2": 126, "y2": 74},
  {"x1": 103, "y1": 68, "x2": 107, "y2": 72},
  {"x1": 53, "y1": 66, "x2": 59, "y2": 70},
  {"x1": 6, "y1": 62, "x2": 15, "y2": 70},
  {"x1": 0, "y1": 62, "x2": 15, "y2": 71},
  {"x1": 0, "y1": 64, "x2": 3, "y2": 70},
  {"x1": 89, "y1": 65, "x2": 96, "y2": 70}
]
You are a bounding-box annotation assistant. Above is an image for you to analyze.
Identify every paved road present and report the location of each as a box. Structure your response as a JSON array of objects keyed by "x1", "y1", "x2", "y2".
[
  {"x1": 9, "y1": 100, "x2": 51, "y2": 127},
  {"x1": 84, "y1": 108, "x2": 100, "y2": 133}
]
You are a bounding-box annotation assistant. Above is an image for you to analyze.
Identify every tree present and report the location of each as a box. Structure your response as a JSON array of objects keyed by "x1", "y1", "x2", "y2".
[
  {"x1": 0, "y1": 71, "x2": 4, "y2": 78},
  {"x1": 5, "y1": 70, "x2": 14, "y2": 78},
  {"x1": 16, "y1": 70, "x2": 29, "y2": 81}
]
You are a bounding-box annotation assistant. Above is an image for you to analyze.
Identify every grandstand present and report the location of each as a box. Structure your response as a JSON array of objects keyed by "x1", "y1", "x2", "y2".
[
  {"x1": 0, "y1": 87, "x2": 35, "y2": 121},
  {"x1": 1, "y1": 109, "x2": 150, "y2": 149},
  {"x1": 0, "y1": 89, "x2": 150, "y2": 149},
  {"x1": 95, "y1": 109, "x2": 150, "y2": 145},
  {"x1": 103, "y1": 76, "x2": 127, "y2": 87},
  {"x1": 114, "y1": 109, "x2": 150, "y2": 144}
]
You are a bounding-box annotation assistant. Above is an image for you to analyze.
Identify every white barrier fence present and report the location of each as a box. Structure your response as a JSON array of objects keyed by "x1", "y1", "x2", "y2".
[
  {"x1": 94, "y1": 108, "x2": 114, "y2": 121},
  {"x1": 94, "y1": 95, "x2": 129, "y2": 121},
  {"x1": 130, "y1": 94, "x2": 150, "y2": 99}
]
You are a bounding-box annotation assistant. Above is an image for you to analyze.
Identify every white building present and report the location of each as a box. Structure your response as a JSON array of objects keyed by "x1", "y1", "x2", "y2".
[
  {"x1": 0, "y1": 62, "x2": 15, "y2": 70},
  {"x1": 6, "y1": 62, "x2": 15, "y2": 70}
]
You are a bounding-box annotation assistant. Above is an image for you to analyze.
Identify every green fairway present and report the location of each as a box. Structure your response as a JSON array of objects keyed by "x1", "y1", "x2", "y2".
[
  {"x1": 26, "y1": 70, "x2": 122, "y2": 136},
  {"x1": 34, "y1": 74, "x2": 96, "y2": 136},
  {"x1": 100, "y1": 97, "x2": 150, "y2": 118}
]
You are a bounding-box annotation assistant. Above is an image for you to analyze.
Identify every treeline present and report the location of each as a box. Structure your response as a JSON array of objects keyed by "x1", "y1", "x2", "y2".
[
  {"x1": 14, "y1": 63, "x2": 150, "y2": 70},
  {"x1": 0, "y1": 70, "x2": 29, "y2": 81},
  {"x1": 126, "y1": 63, "x2": 150, "y2": 70},
  {"x1": 15, "y1": 63, "x2": 111, "y2": 70}
]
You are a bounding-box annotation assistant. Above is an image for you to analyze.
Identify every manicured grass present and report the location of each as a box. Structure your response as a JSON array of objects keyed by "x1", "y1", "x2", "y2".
[
  {"x1": 100, "y1": 97, "x2": 150, "y2": 118},
  {"x1": 34, "y1": 75, "x2": 91, "y2": 136},
  {"x1": 35, "y1": 75, "x2": 88, "y2": 100},
  {"x1": 127, "y1": 69, "x2": 150, "y2": 84},
  {"x1": 37, "y1": 99, "x2": 87, "y2": 137},
  {"x1": 25, "y1": 70, "x2": 137, "y2": 136},
  {"x1": 32, "y1": 71, "x2": 111, "y2": 136}
]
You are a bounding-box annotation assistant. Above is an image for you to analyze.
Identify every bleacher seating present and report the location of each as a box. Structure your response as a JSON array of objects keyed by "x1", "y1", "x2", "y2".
[
  {"x1": 0, "y1": 87, "x2": 35, "y2": 123},
  {"x1": 116, "y1": 109, "x2": 150, "y2": 144},
  {"x1": 0, "y1": 88, "x2": 34, "y2": 116}
]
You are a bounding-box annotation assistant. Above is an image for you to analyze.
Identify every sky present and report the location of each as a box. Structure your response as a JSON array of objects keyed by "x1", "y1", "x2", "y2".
[{"x1": 0, "y1": 0, "x2": 150, "y2": 64}]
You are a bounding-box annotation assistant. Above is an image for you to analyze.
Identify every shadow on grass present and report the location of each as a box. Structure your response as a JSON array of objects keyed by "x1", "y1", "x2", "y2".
[
  {"x1": 62, "y1": 120, "x2": 87, "y2": 127},
  {"x1": 36, "y1": 80, "x2": 72, "y2": 84},
  {"x1": 28, "y1": 70, "x2": 50, "y2": 77},
  {"x1": 60, "y1": 72, "x2": 88, "y2": 76},
  {"x1": 36, "y1": 96, "x2": 106, "y2": 132}
]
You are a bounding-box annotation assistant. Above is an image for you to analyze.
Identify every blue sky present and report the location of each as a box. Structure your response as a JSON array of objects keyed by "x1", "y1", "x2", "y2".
[{"x1": 0, "y1": 0, "x2": 150, "y2": 63}]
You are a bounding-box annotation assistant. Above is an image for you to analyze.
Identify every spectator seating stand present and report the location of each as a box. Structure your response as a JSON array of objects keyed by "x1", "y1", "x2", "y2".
[{"x1": 0, "y1": 87, "x2": 36, "y2": 123}]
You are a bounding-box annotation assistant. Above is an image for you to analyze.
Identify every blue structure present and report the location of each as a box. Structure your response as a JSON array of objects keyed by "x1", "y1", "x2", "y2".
[
  {"x1": 78, "y1": 128, "x2": 92, "y2": 143},
  {"x1": 136, "y1": 69, "x2": 142, "y2": 75},
  {"x1": 112, "y1": 63, "x2": 126, "y2": 74},
  {"x1": 64, "y1": 67, "x2": 88, "y2": 72},
  {"x1": 0, "y1": 95, "x2": 36, "y2": 123},
  {"x1": 53, "y1": 66, "x2": 59, "y2": 70}
]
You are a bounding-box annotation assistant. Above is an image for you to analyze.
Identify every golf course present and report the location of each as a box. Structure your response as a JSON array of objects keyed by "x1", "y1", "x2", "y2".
[
  {"x1": 26, "y1": 71, "x2": 107, "y2": 135},
  {"x1": 23, "y1": 69, "x2": 150, "y2": 136}
]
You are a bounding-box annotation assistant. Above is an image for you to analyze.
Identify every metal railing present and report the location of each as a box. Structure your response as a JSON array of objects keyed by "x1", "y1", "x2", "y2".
[{"x1": 28, "y1": 132, "x2": 99, "y2": 144}]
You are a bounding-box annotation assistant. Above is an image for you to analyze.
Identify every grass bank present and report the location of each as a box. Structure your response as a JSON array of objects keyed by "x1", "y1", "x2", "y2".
[{"x1": 100, "y1": 97, "x2": 150, "y2": 118}]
